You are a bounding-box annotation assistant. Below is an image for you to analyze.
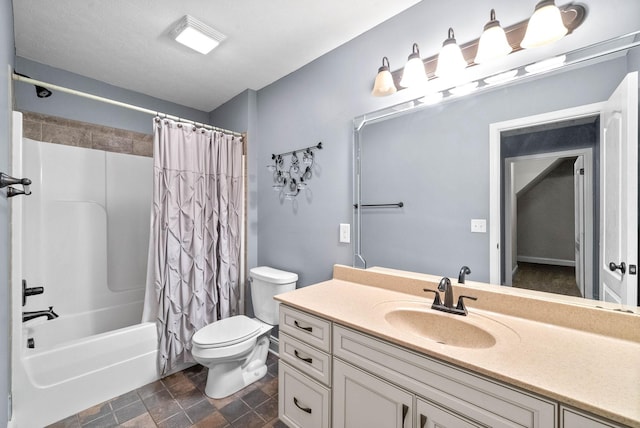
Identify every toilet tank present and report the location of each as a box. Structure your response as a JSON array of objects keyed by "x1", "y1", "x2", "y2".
[{"x1": 249, "y1": 266, "x2": 298, "y2": 325}]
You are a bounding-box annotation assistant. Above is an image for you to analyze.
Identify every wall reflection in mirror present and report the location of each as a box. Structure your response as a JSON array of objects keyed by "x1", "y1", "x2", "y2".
[{"x1": 353, "y1": 36, "x2": 639, "y2": 310}]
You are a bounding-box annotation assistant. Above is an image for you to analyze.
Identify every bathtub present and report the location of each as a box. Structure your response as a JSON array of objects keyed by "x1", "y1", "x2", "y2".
[
  {"x1": 9, "y1": 113, "x2": 164, "y2": 428},
  {"x1": 12, "y1": 314, "x2": 161, "y2": 427}
]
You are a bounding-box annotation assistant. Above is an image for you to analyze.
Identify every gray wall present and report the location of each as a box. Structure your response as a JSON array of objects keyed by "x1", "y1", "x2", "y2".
[
  {"x1": 254, "y1": 2, "x2": 640, "y2": 288},
  {"x1": 1, "y1": 0, "x2": 14, "y2": 424},
  {"x1": 15, "y1": 57, "x2": 209, "y2": 134}
]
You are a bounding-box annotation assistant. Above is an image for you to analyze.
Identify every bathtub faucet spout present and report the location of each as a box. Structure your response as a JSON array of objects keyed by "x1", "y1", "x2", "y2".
[{"x1": 22, "y1": 306, "x2": 58, "y2": 322}]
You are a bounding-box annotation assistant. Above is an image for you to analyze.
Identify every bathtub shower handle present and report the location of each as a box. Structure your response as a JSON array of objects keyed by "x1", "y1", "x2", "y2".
[
  {"x1": 294, "y1": 350, "x2": 313, "y2": 364},
  {"x1": 294, "y1": 320, "x2": 313, "y2": 332},
  {"x1": 293, "y1": 397, "x2": 312, "y2": 414},
  {"x1": 22, "y1": 279, "x2": 44, "y2": 306},
  {"x1": 1, "y1": 172, "x2": 32, "y2": 198}
]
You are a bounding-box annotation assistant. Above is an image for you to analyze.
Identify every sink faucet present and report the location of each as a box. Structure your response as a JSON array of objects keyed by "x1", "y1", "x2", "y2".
[
  {"x1": 458, "y1": 266, "x2": 471, "y2": 284},
  {"x1": 23, "y1": 306, "x2": 58, "y2": 322},
  {"x1": 438, "y1": 277, "x2": 455, "y2": 309},
  {"x1": 424, "y1": 277, "x2": 478, "y2": 316}
]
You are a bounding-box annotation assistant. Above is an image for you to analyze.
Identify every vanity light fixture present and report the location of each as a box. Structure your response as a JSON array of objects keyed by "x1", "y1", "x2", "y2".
[
  {"x1": 370, "y1": 3, "x2": 585, "y2": 97},
  {"x1": 521, "y1": 0, "x2": 568, "y2": 48},
  {"x1": 170, "y1": 15, "x2": 226, "y2": 55},
  {"x1": 435, "y1": 28, "x2": 467, "y2": 78},
  {"x1": 372, "y1": 57, "x2": 397, "y2": 96},
  {"x1": 475, "y1": 9, "x2": 512, "y2": 64},
  {"x1": 399, "y1": 43, "x2": 428, "y2": 89}
]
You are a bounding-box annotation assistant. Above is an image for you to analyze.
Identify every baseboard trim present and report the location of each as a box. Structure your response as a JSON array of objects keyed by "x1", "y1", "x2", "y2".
[
  {"x1": 517, "y1": 256, "x2": 575, "y2": 267},
  {"x1": 268, "y1": 335, "x2": 279, "y2": 357}
]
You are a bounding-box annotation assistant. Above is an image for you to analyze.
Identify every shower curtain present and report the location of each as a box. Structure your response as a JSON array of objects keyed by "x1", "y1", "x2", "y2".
[{"x1": 142, "y1": 118, "x2": 243, "y2": 374}]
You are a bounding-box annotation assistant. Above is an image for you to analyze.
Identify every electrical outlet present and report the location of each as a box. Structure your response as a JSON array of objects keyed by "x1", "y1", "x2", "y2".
[
  {"x1": 471, "y1": 219, "x2": 486, "y2": 233},
  {"x1": 339, "y1": 223, "x2": 351, "y2": 243}
]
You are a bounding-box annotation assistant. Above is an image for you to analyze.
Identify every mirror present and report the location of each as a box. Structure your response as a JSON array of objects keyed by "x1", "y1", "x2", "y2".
[{"x1": 353, "y1": 33, "x2": 639, "y2": 310}]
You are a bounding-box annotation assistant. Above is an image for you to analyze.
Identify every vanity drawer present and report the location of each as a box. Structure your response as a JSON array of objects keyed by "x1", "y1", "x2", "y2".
[
  {"x1": 280, "y1": 305, "x2": 331, "y2": 352},
  {"x1": 279, "y1": 361, "x2": 331, "y2": 428},
  {"x1": 560, "y1": 406, "x2": 626, "y2": 428},
  {"x1": 280, "y1": 332, "x2": 331, "y2": 386}
]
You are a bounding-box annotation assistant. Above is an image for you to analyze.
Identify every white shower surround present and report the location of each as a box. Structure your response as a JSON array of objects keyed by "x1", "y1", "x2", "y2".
[{"x1": 9, "y1": 112, "x2": 162, "y2": 428}]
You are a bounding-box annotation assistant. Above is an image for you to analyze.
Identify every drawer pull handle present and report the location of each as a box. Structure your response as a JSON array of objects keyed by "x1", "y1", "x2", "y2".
[
  {"x1": 293, "y1": 397, "x2": 312, "y2": 414},
  {"x1": 419, "y1": 414, "x2": 427, "y2": 428},
  {"x1": 402, "y1": 404, "x2": 409, "y2": 427},
  {"x1": 294, "y1": 320, "x2": 313, "y2": 332},
  {"x1": 294, "y1": 350, "x2": 313, "y2": 364}
]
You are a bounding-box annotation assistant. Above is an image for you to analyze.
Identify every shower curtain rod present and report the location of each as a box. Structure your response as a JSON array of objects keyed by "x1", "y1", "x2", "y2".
[{"x1": 12, "y1": 73, "x2": 243, "y2": 137}]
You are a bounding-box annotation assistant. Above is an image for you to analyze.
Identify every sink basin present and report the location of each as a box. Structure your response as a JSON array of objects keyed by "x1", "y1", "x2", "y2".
[
  {"x1": 384, "y1": 308, "x2": 497, "y2": 349},
  {"x1": 374, "y1": 300, "x2": 522, "y2": 349}
]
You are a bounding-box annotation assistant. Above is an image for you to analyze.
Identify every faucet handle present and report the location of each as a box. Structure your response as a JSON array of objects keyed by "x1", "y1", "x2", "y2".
[
  {"x1": 455, "y1": 295, "x2": 477, "y2": 315},
  {"x1": 423, "y1": 288, "x2": 442, "y2": 306}
]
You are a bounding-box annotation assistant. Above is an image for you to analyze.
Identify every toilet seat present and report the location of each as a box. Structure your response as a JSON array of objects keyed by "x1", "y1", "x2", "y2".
[{"x1": 192, "y1": 315, "x2": 263, "y2": 349}]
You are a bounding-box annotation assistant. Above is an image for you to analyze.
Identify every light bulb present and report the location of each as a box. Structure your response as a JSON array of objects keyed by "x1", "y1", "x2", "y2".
[
  {"x1": 521, "y1": 0, "x2": 568, "y2": 48},
  {"x1": 475, "y1": 9, "x2": 512, "y2": 64},
  {"x1": 435, "y1": 28, "x2": 467, "y2": 78},
  {"x1": 399, "y1": 43, "x2": 428, "y2": 89}
]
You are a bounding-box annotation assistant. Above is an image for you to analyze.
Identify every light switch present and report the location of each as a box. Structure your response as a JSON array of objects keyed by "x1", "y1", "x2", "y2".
[
  {"x1": 339, "y1": 223, "x2": 351, "y2": 243},
  {"x1": 471, "y1": 219, "x2": 486, "y2": 233}
]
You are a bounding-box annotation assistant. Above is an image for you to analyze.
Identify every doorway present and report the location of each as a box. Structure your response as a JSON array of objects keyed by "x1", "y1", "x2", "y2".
[{"x1": 504, "y1": 149, "x2": 594, "y2": 299}]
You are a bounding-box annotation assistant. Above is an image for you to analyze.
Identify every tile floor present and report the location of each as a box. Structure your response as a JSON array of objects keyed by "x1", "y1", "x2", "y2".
[{"x1": 47, "y1": 353, "x2": 286, "y2": 428}]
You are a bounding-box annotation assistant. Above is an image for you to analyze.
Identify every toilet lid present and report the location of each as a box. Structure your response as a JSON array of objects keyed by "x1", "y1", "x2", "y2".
[{"x1": 192, "y1": 315, "x2": 262, "y2": 348}]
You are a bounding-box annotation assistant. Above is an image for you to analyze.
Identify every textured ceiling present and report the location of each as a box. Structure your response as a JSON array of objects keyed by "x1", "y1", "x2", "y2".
[
  {"x1": 12, "y1": 1, "x2": 640, "y2": 113},
  {"x1": 12, "y1": 0, "x2": 422, "y2": 112}
]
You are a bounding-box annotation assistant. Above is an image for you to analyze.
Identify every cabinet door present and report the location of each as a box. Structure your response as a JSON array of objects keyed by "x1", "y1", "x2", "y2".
[
  {"x1": 417, "y1": 398, "x2": 487, "y2": 428},
  {"x1": 279, "y1": 362, "x2": 330, "y2": 428},
  {"x1": 333, "y1": 359, "x2": 413, "y2": 428}
]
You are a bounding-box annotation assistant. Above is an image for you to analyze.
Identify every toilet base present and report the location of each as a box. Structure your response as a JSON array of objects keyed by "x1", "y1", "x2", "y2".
[{"x1": 202, "y1": 335, "x2": 270, "y2": 399}]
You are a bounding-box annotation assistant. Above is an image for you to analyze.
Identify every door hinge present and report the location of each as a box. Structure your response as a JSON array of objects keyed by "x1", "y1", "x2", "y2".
[{"x1": 579, "y1": 168, "x2": 584, "y2": 175}]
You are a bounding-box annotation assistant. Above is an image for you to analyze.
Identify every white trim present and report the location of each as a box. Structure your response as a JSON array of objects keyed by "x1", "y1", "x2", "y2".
[
  {"x1": 517, "y1": 256, "x2": 576, "y2": 267},
  {"x1": 269, "y1": 335, "x2": 279, "y2": 355},
  {"x1": 489, "y1": 102, "x2": 604, "y2": 285}
]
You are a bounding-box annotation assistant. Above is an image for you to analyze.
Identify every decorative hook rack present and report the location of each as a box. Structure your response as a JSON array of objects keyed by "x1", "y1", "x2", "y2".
[
  {"x1": 1, "y1": 172, "x2": 32, "y2": 198},
  {"x1": 269, "y1": 142, "x2": 322, "y2": 200}
]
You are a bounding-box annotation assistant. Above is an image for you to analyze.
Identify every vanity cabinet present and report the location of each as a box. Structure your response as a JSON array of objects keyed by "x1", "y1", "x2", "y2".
[
  {"x1": 279, "y1": 306, "x2": 332, "y2": 428},
  {"x1": 279, "y1": 305, "x2": 629, "y2": 428}
]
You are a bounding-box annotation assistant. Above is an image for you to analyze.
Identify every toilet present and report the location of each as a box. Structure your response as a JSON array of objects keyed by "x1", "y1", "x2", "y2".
[{"x1": 191, "y1": 266, "x2": 297, "y2": 399}]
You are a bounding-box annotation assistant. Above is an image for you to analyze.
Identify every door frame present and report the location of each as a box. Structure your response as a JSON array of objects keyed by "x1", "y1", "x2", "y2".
[
  {"x1": 489, "y1": 102, "x2": 604, "y2": 285},
  {"x1": 503, "y1": 149, "x2": 593, "y2": 299}
]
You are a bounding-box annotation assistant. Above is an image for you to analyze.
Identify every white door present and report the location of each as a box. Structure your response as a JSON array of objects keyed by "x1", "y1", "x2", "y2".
[
  {"x1": 574, "y1": 156, "x2": 585, "y2": 297},
  {"x1": 600, "y1": 72, "x2": 638, "y2": 305}
]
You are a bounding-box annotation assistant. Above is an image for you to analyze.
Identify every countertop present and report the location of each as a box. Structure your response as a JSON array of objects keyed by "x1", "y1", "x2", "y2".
[{"x1": 274, "y1": 265, "x2": 640, "y2": 427}]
